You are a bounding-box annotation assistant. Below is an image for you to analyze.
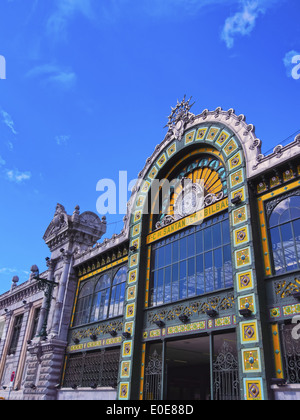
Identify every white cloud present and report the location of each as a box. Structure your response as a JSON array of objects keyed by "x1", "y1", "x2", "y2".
[
  {"x1": 55, "y1": 134, "x2": 70, "y2": 146},
  {"x1": 5, "y1": 169, "x2": 32, "y2": 183},
  {"x1": 221, "y1": 0, "x2": 277, "y2": 48},
  {"x1": 0, "y1": 155, "x2": 6, "y2": 166},
  {"x1": 47, "y1": 0, "x2": 94, "y2": 36},
  {"x1": 0, "y1": 267, "x2": 18, "y2": 275},
  {"x1": 0, "y1": 267, "x2": 30, "y2": 278},
  {"x1": 26, "y1": 63, "x2": 77, "y2": 89},
  {"x1": 0, "y1": 109, "x2": 17, "y2": 135}
]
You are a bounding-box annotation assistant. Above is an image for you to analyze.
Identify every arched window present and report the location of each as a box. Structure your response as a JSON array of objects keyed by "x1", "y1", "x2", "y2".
[
  {"x1": 109, "y1": 266, "x2": 127, "y2": 318},
  {"x1": 269, "y1": 195, "x2": 300, "y2": 275},
  {"x1": 149, "y1": 152, "x2": 232, "y2": 308},
  {"x1": 73, "y1": 265, "x2": 127, "y2": 327},
  {"x1": 90, "y1": 274, "x2": 111, "y2": 322},
  {"x1": 73, "y1": 280, "x2": 95, "y2": 326}
]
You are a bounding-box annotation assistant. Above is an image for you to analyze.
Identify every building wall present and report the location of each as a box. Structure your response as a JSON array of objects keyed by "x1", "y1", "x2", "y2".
[
  {"x1": 0, "y1": 279, "x2": 44, "y2": 400},
  {"x1": 1, "y1": 104, "x2": 300, "y2": 400}
]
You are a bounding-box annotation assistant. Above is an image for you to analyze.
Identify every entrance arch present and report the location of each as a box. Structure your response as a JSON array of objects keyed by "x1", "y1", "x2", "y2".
[{"x1": 117, "y1": 101, "x2": 267, "y2": 401}]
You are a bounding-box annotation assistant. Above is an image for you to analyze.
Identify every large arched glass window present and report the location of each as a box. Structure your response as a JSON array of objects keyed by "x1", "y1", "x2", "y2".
[
  {"x1": 269, "y1": 195, "x2": 300, "y2": 275},
  {"x1": 109, "y1": 266, "x2": 127, "y2": 318},
  {"x1": 149, "y1": 152, "x2": 232, "y2": 307},
  {"x1": 73, "y1": 265, "x2": 127, "y2": 327}
]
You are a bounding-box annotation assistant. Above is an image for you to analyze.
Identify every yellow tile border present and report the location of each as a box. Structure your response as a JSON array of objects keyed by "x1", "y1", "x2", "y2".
[
  {"x1": 78, "y1": 256, "x2": 128, "y2": 282},
  {"x1": 271, "y1": 323, "x2": 284, "y2": 379}
]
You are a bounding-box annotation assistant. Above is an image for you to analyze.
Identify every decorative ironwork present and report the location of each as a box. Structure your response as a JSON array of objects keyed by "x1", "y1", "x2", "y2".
[
  {"x1": 71, "y1": 319, "x2": 123, "y2": 342},
  {"x1": 265, "y1": 189, "x2": 300, "y2": 220},
  {"x1": 281, "y1": 324, "x2": 300, "y2": 384},
  {"x1": 213, "y1": 341, "x2": 240, "y2": 400},
  {"x1": 274, "y1": 278, "x2": 300, "y2": 300},
  {"x1": 63, "y1": 348, "x2": 120, "y2": 389},
  {"x1": 143, "y1": 350, "x2": 162, "y2": 401},
  {"x1": 147, "y1": 293, "x2": 235, "y2": 326}
]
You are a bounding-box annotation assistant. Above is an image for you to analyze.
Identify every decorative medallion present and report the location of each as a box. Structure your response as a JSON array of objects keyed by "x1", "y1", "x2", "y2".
[
  {"x1": 155, "y1": 155, "x2": 227, "y2": 230},
  {"x1": 174, "y1": 180, "x2": 204, "y2": 219}
]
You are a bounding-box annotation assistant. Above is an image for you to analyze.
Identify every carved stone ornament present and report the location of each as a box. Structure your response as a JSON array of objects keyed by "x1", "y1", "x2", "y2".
[
  {"x1": 43, "y1": 203, "x2": 68, "y2": 241},
  {"x1": 165, "y1": 95, "x2": 195, "y2": 141}
]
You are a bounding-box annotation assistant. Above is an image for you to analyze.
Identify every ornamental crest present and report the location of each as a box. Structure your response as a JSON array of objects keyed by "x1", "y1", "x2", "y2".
[{"x1": 165, "y1": 96, "x2": 195, "y2": 141}]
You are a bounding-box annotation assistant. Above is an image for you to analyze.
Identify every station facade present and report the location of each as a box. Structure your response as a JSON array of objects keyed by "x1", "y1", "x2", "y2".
[{"x1": 1, "y1": 99, "x2": 300, "y2": 400}]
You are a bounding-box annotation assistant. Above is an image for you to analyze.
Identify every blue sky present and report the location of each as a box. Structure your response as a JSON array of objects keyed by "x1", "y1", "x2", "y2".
[{"x1": 0, "y1": 0, "x2": 299, "y2": 294}]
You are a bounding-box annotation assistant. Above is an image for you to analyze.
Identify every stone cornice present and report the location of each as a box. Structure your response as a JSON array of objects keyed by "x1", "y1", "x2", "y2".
[{"x1": 0, "y1": 273, "x2": 47, "y2": 311}]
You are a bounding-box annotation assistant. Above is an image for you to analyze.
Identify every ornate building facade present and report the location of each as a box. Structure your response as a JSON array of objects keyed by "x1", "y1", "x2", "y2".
[{"x1": 1, "y1": 99, "x2": 300, "y2": 401}]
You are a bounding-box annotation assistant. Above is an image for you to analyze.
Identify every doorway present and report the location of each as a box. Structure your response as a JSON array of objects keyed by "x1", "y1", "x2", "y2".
[
  {"x1": 143, "y1": 331, "x2": 239, "y2": 401},
  {"x1": 166, "y1": 335, "x2": 210, "y2": 400}
]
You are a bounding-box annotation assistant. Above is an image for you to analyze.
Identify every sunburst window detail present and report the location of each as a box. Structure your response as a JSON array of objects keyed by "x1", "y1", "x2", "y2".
[{"x1": 155, "y1": 155, "x2": 227, "y2": 230}]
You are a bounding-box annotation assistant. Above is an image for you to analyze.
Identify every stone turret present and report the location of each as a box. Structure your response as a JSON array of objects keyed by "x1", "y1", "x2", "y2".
[{"x1": 24, "y1": 204, "x2": 106, "y2": 400}]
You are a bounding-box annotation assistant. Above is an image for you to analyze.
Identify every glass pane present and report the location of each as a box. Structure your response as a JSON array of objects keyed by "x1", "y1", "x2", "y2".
[
  {"x1": 82, "y1": 295, "x2": 92, "y2": 325},
  {"x1": 204, "y1": 251, "x2": 213, "y2": 292},
  {"x1": 179, "y1": 261, "x2": 187, "y2": 300},
  {"x1": 165, "y1": 243, "x2": 172, "y2": 266},
  {"x1": 269, "y1": 211, "x2": 280, "y2": 228},
  {"x1": 196, "y1": 255, "x2": 204, "y2": 295},
  {"x1": 95, "y1": 274, "x2": 110, "y2": 292},
  {"x1": 158, "y1": 247, "x2": 165, "y2": 268},
  {"x1": 290, "y1": 196, "x2": 300, "y2": 208},
  {"x1": 290, "y1": 196, "x2": 300, "y2": 221},
  {"x1": 173, "y1": 241, "x2": 179, "y2": 263},
  {"x1": 281, "y1": 223, "x2": 297, "y2": 272},
  {"x1": 157, "y1": 269, "x2": 164, "y2": 306},
  {"x1": 98, "y1": 289, "x2": 110, "y2": 320},
  {"x1": 214, "y1": 248, "x2": 223, "y2": 290},
  {"x1": 172, "y1": 263, "x2": 179, "y2": 302},
  {"x1": 222, "y1": 220, "x2": 230, "y2": 245},
  {"x1": 109, "y1": 287, "x2": 117, "y2": 318},
  {"x1": 290, "y1": 207, "x2": 300, "y2": 221},
  {"x1": 180, "y1": 237, "x2": 187, "y2": 261},
  {"x1": 212, "y1": 223, "x2": 222, "y2": 249},
  {"x1": 187, "y1": 258, "x2": 196, "y2": 297},
  {"x1": 223, "y1": 245, "x2": 233, "y2": 288},
  {"x1": 79, "y1": 281, "x2": 94, "y2": 298},
  {"x1": 204, "y1": 226, "x2": 212, "y2": 250},
  {"x1": 187, "y1": 234, "x2": 195, "y2": 257},
  {"x1": 118, "y1": 282, "x2": 126, "y2": 315},
  {"x1": 196, "y1": 230, "x2": 203, "y2": 254},
  {"x1": 151, "y1": 271, "x2": 158, "y2": 307},
  {"x1": 152, "y1": 249, "x2": 158, "y2": 270},
  {"x1": 165, "y1": 266, "x2": 172, "y2": 304},
  {"x1": 113, "y1": 267, "x2": 127, "y2": 285},
  {"x1": 91, "y1": 293, "x2": 100, "y2": 322},
  {"x1": 280, "y1": 209, "x2": 291, "y2": 225},
  {"x1": 270, "y1": 227, "x2": 285, "y2": 274},
  {"x1": 293, "y1": 219, "x2": 300, "y2": 263}
]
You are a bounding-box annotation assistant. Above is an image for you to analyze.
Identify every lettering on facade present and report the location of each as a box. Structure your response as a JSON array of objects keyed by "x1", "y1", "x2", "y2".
[{"x1": 147, "y1": 198, "x2": 228, "y2": 244}]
